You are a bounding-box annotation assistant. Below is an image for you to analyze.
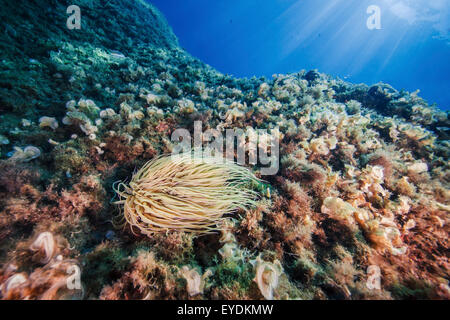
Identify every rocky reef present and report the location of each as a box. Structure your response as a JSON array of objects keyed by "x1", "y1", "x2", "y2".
[{"x1": 0, "y1": 0, "x2": 448, "y2": 300}]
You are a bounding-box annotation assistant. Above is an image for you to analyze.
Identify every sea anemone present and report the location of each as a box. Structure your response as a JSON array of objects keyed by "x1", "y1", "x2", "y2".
[{"x1": 114, "y1": 153, "x2": 260, "y2": 236}]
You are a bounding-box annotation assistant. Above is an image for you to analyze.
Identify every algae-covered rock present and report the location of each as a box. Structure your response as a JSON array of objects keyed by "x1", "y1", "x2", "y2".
[
  {"x1": 0, "y1": 0, "x2": 448, "y2": 301},
  {"x1": 0, "y1": 0, "x2": 178, "y2": 115}
]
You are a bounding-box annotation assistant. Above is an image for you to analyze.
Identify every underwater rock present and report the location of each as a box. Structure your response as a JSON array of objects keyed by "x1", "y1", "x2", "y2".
[
  {"x1": 0, "y1": 0, "x2": 448, "y2": 301},
  {"x1": 368, "y1": 84, "x2": 395, "y2": 108},
  {"x1": 304, "y1": 70, "x2": 321, "y2": 82}
]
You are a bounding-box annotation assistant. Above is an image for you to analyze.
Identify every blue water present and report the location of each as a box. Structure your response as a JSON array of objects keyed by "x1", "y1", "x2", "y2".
[{"x1": 151, "y1": 0, "x2": 450, "y2": 110}]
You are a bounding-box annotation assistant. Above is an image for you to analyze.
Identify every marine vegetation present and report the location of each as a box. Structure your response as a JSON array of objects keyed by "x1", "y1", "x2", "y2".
[{"x1": 0, "y1": 0, "x2": 448, "y2": 300}]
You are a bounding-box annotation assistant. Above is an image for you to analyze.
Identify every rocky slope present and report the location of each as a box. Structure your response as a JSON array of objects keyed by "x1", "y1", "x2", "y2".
[{"x1": 0, "y1": 0, "x2": 448, "y2": 300}]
